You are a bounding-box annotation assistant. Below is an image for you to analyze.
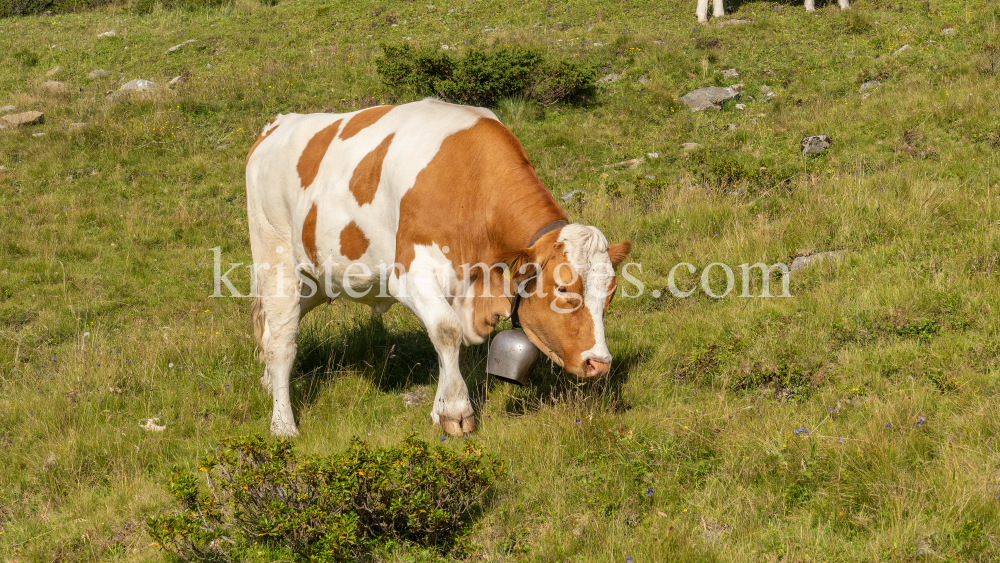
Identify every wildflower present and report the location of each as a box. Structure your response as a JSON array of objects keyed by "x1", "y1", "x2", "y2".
[
  {"x1": 886, "y1": 423, "x2": 892, "y2": 429},
  {"x1": 440, "y1": 436, "x2": 446, "y2": 441},
  {"x1": 839, "y1": 437, "x2": 843, "y2": 443},
  {"x1": 647, "y1": 487, "x2": 653, "y2": 495},
  {"x1": 576, "y1": 419, "x2": 581, "y2": 426}
]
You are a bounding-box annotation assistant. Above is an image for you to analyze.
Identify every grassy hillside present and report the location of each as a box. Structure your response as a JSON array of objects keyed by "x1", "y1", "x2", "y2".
[{"x1": 1, "y1": 0, "x2": 999, "y2": 560}]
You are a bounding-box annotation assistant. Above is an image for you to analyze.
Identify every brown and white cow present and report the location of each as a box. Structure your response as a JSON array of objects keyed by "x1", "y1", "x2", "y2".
[
  {"x1": 697, "y1": 0, "x2": 848, "y2": 23},
  {"x1": 246, "y1": 98, "x2": 631, "y2": 438}
]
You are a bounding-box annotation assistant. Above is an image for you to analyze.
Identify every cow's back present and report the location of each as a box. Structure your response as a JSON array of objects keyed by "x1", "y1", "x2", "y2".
[{"x1": 245, "y1": 99, "x2": 496, "y2": 275}]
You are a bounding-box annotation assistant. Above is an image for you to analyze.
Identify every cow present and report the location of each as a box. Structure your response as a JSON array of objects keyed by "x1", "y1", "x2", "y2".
[
  {"x1": 697, "y1": 0, "x2": 849, "y2": 23},
  {"x1": 245, "y1": 98, "x2": 632, "y2": 438}
]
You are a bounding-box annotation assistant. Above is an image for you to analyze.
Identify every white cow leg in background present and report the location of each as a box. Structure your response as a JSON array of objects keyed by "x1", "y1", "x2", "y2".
[
  {"x1": 805, "y1": 0, "x2": 816, "y2": 11},
  {"x1": 696, "y1": 0, "x2": 710, "y2": 23},
  {"x1": 839, "y1": 0, "x2": 850, "y2": 9},
  {"x1": 713, "y1": 0, "x2": 725, "y2": 18}
]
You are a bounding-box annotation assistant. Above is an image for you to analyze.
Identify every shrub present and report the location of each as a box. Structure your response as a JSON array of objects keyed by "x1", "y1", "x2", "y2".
[
  {"x1": 375, "y1": 43, "x2": 596, "y2": 108},
  {"x1": 147, "y1": 435, "x2": 504, "y2": 562},
  {"x1": 1, "y1": 0, "x2": 53, "y2": 17}
]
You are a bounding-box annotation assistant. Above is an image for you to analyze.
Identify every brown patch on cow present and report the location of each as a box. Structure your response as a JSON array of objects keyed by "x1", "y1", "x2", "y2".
[
  {"x1": 246, "y1": 122, "x2": 279, "y2": 166},
  {"x1": 302, "y1": 204, "x2": 319, "y2": 265},
  {"x1": 395, "y1": 118, "x2": 566, "y2": 271},
  {"x1": 349, "y1": 133, "x2": 394, "y2": 206},
  {"x1": 338, "y1": 105, "x2": 397, "y2": 141},
  {"x1": 297, "y1": 119, "x2": 342, "y2": 189},
  {"x1": 339, "y1": 221, "x2": 370, "y2": 260}
]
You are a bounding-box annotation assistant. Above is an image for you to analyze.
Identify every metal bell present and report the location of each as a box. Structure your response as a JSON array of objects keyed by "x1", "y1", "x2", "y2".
[{"x1": 486, "y1": 329, "x2": 539, "y2": 386}]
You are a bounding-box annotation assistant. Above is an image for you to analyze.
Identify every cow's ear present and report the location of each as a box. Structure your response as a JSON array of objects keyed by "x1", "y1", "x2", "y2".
[
  {"x1": 608, "y1": 241, "x2": 632, "y2": 269},
  {"x1": 496, "y1": 247, "x2": 538, "y2": 283}
]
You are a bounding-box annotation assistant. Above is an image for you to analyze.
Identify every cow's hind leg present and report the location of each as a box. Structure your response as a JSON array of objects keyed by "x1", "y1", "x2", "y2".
[
  {"x1": 713, "y1": 0, "x2": 724, "y2": 18},
  {"x1": 253, "y1": 255, "x2": 305, "y2": 438}
]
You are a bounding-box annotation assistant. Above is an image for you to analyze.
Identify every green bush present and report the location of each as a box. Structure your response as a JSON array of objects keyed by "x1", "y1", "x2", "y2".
[
  {"x1": 1, "y1": 0, "x2": 232, "y2": 16},
  {"x1": 375, "y1": 44, "x2": 596, "y2": 108},
  {"x1": 1, "y1": 0, "x2": 54, "y2": 17},
  {"x1": 147, "y1": 435, "x2": 504, "y2": 562}
]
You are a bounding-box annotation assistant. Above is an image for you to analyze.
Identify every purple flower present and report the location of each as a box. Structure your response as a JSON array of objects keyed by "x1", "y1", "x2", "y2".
[
  {"x1": 440, "y1": 436, "x2": 446, "y2": 442},
  {"x1": 627, "y1": 558, "x2": 633, "y2": 563},
  {"x1": 646, "y1": 487, "x2": 653, "y2": 495},
  {"x1": 886, "y1": 423, "x2": 892, "y2": 429},
  {"x1": 828, "y1": 407, "x2": 834, "y2": 413},
  {"x1": 576, "y1": 419, "x2": 581, "y2": 426},
  {"x1": 838, "y1": 437, "x2": 843, "y2": 443}
]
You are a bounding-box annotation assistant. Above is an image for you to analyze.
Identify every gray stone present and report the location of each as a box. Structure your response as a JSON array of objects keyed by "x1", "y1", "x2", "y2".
[
  {"x1": 215, "y1": 143, "x2": 230, "y2": 151},
  {"x1": 717, "y1": 19, "x2": 751, "y2": 27},
  {"x1": 894, "y1": 44, "x2": 911, "y2": 55},
  {"x1": 69, "y1": 122, "x2": 86, "y2": 128},
  {"x1": 760, "y1": 85, "x2": 775, "y2": 98},
  {"x1": 402, "y1": 388, "x2": 428, "y2": 407},
  {"x1": 680, "y1": 85, "x2": 741, "y2": 111},
  {"x1": 32, "y1": 132, "x2": 46, "y2": 138},
  {"x1": 118, "y1": 79, "x2": 158, "y2": 93},
  {"x1": 561, "y1": 190, "x2": 587, "y2": 202},
  {"x1": 941, "y1": 28, "x2": 956, "y2": 36},
  {"x1": 916, "y1": 539, "x2": 934, "y2": 557},
  {"x1": 0, "y1": 111, "x2": 44, "y2": 128},
  {"x1": 98, "y1": 30, "x2": 116, "y2": 37},
  {"x1": 167, "y1": 39, "x2": 197, "y2": 53},
  {"x1": 168, "y1": 75, "x2": 187, "y2": 86},
  {"x1": 646, "y1": 152, "x2": 659, "y2": 159},
  {"x1": 206, "y1": 64, "x2": 213, "y2": 69},
  {"x1": 735, "y1": 103, "x2": 746, "y2": 110},
  {"x1": 603, "y1": 157, "x2": 644, "y2": 169},
  {"x1": 0, "y1": 105, "x2": 15, "y2": 112},
  {"x1": 597, "y1": 73, "x2": 620, "y2": 84},
  {"x1": 638, "y1": 76, "x2": 650, "y2": 85},
  {"x1": 727, "y1": 123, "x2": 737, "y2": 130},
  {"x1": 801, "y1": 134, "x2": 832, "y2": 156},
  {"x1": 790, "y1": 250, "x2": 846, "y2": 273},
  {"x1": 681, "y1": 142, "x2": 702, "y2": 151},
  {"x1": 42, "y1": 80, "x2": 67, "y2": 93},
  {"x1": 722, "y1": 68, "x2": 740, "y2": 78},
  {"x1": 88, "y1": 69, "x2": 110, "y2": 79},
  {"x1": 45, "y1": 65, "x2": 63, "y2": 77},
  {"x1": 859, "y1": 80, "x2": 880, "y2": 93}
]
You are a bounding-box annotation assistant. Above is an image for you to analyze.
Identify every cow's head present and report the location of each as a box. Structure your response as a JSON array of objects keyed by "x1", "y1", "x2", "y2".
[{"x1": 500, "y1": 224, "x2": 631, "y2": 379}]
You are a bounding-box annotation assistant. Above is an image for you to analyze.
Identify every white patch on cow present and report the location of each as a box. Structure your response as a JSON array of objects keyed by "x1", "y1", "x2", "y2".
[{"x1": 557, "y1": 224, "x2": 614, "y2": 364}]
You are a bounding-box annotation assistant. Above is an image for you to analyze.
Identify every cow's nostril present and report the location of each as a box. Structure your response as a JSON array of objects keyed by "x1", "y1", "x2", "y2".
[{"x1": 585, "y1": 358, "x2": 611, "y2": 377}]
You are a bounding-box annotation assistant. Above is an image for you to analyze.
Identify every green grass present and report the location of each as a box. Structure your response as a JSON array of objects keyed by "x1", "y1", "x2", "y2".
[{"x1": 1, "y1": 0, "x2": 1000, "y2": 560}]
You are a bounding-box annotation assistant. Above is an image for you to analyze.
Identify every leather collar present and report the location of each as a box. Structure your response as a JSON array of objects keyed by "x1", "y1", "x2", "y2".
[{"x1": 510, "y1": 220, "x2": 567, "y2": 328}]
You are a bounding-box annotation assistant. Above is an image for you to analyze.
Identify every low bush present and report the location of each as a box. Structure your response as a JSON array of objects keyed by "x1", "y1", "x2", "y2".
[
  {"x1": 1, "y1": 0, "x2": 234, "y2": 16},
  {"x1": 147, "y1": 435, "x2": 504, "y2": 562},
  {"x1": 375, "y1": 43, "x2": 596, "y2": 108}
]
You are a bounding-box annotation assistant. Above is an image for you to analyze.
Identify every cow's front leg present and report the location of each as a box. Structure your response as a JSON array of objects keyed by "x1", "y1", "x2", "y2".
[{"x1": 427, "y1": 310, "x2": 475, "y2": 436}]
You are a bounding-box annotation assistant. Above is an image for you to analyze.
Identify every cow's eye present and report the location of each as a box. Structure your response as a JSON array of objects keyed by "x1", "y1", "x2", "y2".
[{"x1": 555, "y1": 286, "x2": 568, "y2": 297}]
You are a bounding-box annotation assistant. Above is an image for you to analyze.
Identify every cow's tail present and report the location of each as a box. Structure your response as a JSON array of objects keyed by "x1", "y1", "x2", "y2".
[{"x1": 251, "y1": 295, "x2": 266, "y2": 362}]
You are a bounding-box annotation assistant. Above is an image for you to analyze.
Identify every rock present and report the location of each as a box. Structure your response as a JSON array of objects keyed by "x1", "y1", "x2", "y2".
[
  {"x1": 801, "y1": 134, "x2": 831, "y2": 156},
  {"x1": 206, "y1": 63, "x2": 213, "y2": 69},
  {"x1": 941, "y1": 28, "x2": 956, "y2": 36},
  {"x1": 603, "y1": 157, "x2": 644, "y2": 169},
  {"x1": 0, "y1": 105, "x2": 15, "y2": 112},
  {"x1": 41, "y1": 10, "x2": 53, "y2": 15},
  {"x1": 790, "y1": 250, "x2": 846, "y2": 273},
  {"x1": 0, "y1": 111, "x2": 44, "y2": 128},
  {"x1": 597, "y1": 73, "x2": 620, "y2": 84},
  {"x1": 722, "y1": 68, "x2": 740, "y2": 78},
  {"x1": 717, "y1": 19, "x2": 752, "y2": 27},
  {"x1": 168, "y1": 75, "x2": 187, "y2": 86},
  {"x1": 166, "y1": 39, "x2": 197, "y2": 53},
  {"x1": 760, "y1": 85, "x2": 775, "y2": 99},
  {"x1": 735, "y1": 103, "x2": 746, "y2": 110},
  {"x1": 727, "y1": 123, "x2": 737, "y2": 130},
  {"x1": 45, "y1": 65, "x2": 63, "y2": 77},
  {"x1": 98, "y1": 30, "x2": 116, "y2": 37},
  {"x1": 42, "y1": 80, "x2": 67, "y2": 93},
  {"x1": 681, "y1": 142, "x2": 702, "y2": 151},
  {"x1": 915, "y1": 539, "x2": 934, "y2": 557},
  {"x1": 402, "y1": 388, "x2": 427, "y2": 407},
  {"x1": 680, "y1": 85, "x2": 740, "y2": 111},
  {"x1": 561, "y1": 190, "x2": 587, "y2": 202},
  {"x1": 859, "y1": 80, "x2": 880, "y2": 93},
  {"x1": 88, "y1": 69, "x2": 110, "y2": 79},
  {"x1": 215, "y1": 143, "x2": 229, "y2": 151},
  {"x1": 118, "y1": 79, "x2": 158, "y2": 93},
  {"x1": 43, "y1": 452, "x2": 58, "y2": 471},
  {"x1": 69, "y1": 122, "x2": 86, "y2": 128},
  {"x1": 646, "y1": 152, "x2": 659, "y2": 159},
  {"x1": 32, "y1": 132, "x2": 46, "y2": 138},
  {"x1": 140, "y1": 418, "x2": 166, "y2": 432},
  {"x1": 638, "y1": 76, "x2": 650, "y2": 85},
  {"x1": 894, "y1": 44, "x2": 911, "y2": 55}
]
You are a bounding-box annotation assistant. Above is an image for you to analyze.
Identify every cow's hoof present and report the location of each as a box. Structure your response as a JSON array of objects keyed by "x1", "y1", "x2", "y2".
[
  {"x1": 440, "y1": 415, "x2": 475, "y2": 436},
  {"x1": 270, "y1": 420, "x2": 299, "y2": 438}
]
